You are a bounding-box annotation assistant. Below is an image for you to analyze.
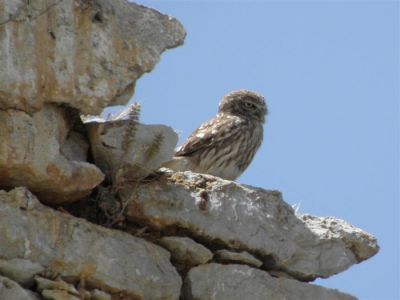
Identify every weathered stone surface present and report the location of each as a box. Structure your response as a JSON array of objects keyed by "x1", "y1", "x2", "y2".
[
  {"x1": 0, "y1": 0, "x2": 186, "y2": 114},
  {"x1": 35, "y1": 276, "x2": 78, "y2": 294},
  {"x1": 0, "y1": 258, "x2": 44, "y2": 288},
  {"x1": 159, "y1": 236, "x2": 213, "y2": 267},
  {"x1": 0, "y1": 187, "x2": 182, "y2": 300},
  {"x1": 90, "y1": 289, "x2": 112, "y2": 300},
  {"x1": 36, "y1": 278, "x2": 111, "y2": 300},
  {"x1": 0, "y1": 275, "x2": 40, "y2": 300},
  {"x1": 183, "y1": 264, "x2": 357, "y2": 300},
  {"x1": 0, "y1": 105, "x2": 104, "y2": 203},
  {"x1": 42, "y1": 289, "x2": 80, "y2": 300},
  {"x1": 214, "y1": 250, "x2": 262, "y2": 268},
  {"x1": 36, "y1": 275, "x2": 82, "y2": 300},
  {"x1": 124, "y1": 170, "x2": 379, "y2": 281},
  {"x1": 86, "y1": 109, "x2": 178, "y2": 181},
  {"x1": 61, "y1": 131, "x2": 89, "y2": 162}
]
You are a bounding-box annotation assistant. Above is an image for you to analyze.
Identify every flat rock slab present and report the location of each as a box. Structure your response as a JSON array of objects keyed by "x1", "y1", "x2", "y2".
[
  {"x1": 183, "y1": 264, "x2": 357, "y2": 300},
  {"x1": 124, "y1": 170, "x2": 379, "y2": 281},
  {"x1": 0, "y1": 0, "x2": 185, "y2": 114},
  {"x1": 0, "y1": 105, "x2": 104, "y2": 203},
  {"x1": 159, "y1": 236, "x2": 213, "y2": 267},
  {"x1": 0, "y1": 275, "x2": 40, "y2": 300},
  {"x1": 85, "y1": 107, "x2": 178, "y2": 181},
  {"x1": 214, "y1": 250, "x2": 262, "y2": 268},
  {"x1": 41, "y1": 289, "x2": 80, "y2": 300},
  {"x1": 0, "y1": 258, "x2": 44, "y2": 288},
  {"x1": 0, "y1": 188, "x2": 182, "y2": 300}
]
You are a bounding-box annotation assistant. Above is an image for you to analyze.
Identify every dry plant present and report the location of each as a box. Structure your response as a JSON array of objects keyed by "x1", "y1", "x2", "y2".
[{"x1": 100, "y1": 102, "x2": 165, "y2": 227}]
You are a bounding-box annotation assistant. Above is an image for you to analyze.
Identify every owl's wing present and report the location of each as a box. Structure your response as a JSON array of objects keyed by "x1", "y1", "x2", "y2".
[{"x1": 175, "y1": 114, "x2": 240, "y2": 157}]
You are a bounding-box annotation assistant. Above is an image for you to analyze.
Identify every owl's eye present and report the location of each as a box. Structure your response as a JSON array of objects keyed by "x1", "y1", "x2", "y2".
[{"x1": 244, "y1": 102, "x2": 256, "y2": 109}]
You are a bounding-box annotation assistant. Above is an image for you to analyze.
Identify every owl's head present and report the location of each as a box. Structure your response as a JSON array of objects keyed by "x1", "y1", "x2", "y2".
[{"x1": 219, "y1": 90, "x2": 267, "y2": 123}]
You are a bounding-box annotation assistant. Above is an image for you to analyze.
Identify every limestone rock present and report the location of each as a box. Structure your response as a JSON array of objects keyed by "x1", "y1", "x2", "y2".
[
  {"x1": 85, "y1": 109, "x2": 178, "y2": 181},
  {"x1": 35, "y1": 276, "x2": 79, "y2": 294},
  {"x1": 0, "y1": 258, "x2": 44, "y2": 288},
  {"x1": 214, "y1": 250, "x2": 262, "y2": 268},
  {"x1": 159, "y1": 236, "x2": 213, "y2": 268},
  {"x1": 0, "y1": 187, "x2": 182, "y2": 300},
  {"x1": 0, "y1": 105, "x2": 104, "y2": 203},
  {"x1": 61, "y1": 131, "x2": 90, "y2": 162},
  {"x1": 0, "y1": 275, "x2": 40, "y2": 300},
  {"x1": 183, "y1": 264, "x2": 357, "y2": 300},
  {"x1": 35, "y1": 276, "x2": 81, "y2": 300},
  {"x1": 0, "y1": 0, "x2": 186, "y2": 114},
  {"x1": 124, "y1": 170, "x2": 379, "y2": 281},
  {"x1": 42, "y1": 289, "x2": 80, "y2": 300},
  {"x1": 90, "y1": 289, "x2": 112, "y2": 300}
]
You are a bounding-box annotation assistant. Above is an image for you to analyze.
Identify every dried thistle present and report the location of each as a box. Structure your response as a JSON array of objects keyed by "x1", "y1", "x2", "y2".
[
  {"x1": 145, "y1": 132, "x2": 164, "y2": 163},
  {"x1": 121, "y1": 102, "x2": 141, "y2": 156}
]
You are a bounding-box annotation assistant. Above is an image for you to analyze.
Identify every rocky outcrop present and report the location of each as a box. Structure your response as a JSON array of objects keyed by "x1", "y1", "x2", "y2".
[
  {"x1": 0, "y1": 185, "x2": 377, "y2": 300},
  {"x1": 0, "y1": 0, "x2": 185, "y2": 203},
  {"x1": 123, "y1": 170, "x2": 379, "y2": 281},
  {"x1": 183, "y1": 264, "x2": 357, "y2": 300},
  {"x1": 0, "y1": 188, "x2": 182, "y2": 300},
  {"x1": 0, "y1": 0, "x2": 378, "y2": 299},
  {"x1": 0, "y1": 0, "x2": 186, "y2": 114},
  {"x1": 0, "y1": 105, "x2": 104, "y2": 203}
]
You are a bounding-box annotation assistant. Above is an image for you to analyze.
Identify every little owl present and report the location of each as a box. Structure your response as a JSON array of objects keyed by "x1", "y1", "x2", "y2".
[{"x1": 164, "y1": 90, "x2": 267, "y2": 180}]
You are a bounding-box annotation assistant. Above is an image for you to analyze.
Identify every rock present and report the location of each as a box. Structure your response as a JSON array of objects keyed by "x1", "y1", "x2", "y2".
[
  {"x1": 0, "y1": 187, "x2": 182, "y2": 300},
  {"x1": 124, "y1": 170, "x2": 379, "y2": 281},
  {"x1": 0, "y1": 105, "x2": 104, "y2": 204},
  {"x1": 36, "y1": 276, "x2": 81, "y2": 300},
  {"x1": 0, "y1": 275, "x2": 40, "y2": 300},
  {"x1": 0, "y1": 258, "x2": 44, "y2": 288},
  {"x1": 61, "y1": 131, "x2": 90, "y2": 162},
  {"x1": 159, "y1": 236, "x2": 213, "y2": 268},
  {"x1": 41, "y1": 289, "x2": 80, "y2": 300},
  {"x1": 26, "y1": 290, "x2": 43, "y2": 300},
  {"x1": 214, "y1": 250, "x2": 262, "y2": 268},
  {"x1": 0, "y1": 0, "x2": 186, "y2": 114},
  {"x1": 268, "y1": 270, "x2": 296, "y2": 279},
  {"x1": 90, "y1": 289, "x2": 112, "y2": 300},
  {"x1": 85, "y1": 107, "x2": 178, "y2": 181},
  {"x1": 35, "y1": 276, "x2": 78, "y2": 294},
  {"x1": 183, "y1": 264, "x2": 357, "y2": 300}
]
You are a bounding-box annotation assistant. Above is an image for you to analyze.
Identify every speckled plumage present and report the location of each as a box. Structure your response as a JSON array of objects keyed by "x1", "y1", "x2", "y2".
[{"x1": 165, "y1": 90, "x2": 267, "y2": 180}]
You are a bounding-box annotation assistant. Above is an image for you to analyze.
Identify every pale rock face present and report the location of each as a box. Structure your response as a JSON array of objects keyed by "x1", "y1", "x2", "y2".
[
  {"x1": 183, "y1": 264, "x2": 358, "y2": 300},
  {"x1": 0, "y1": 0, "x2": 186, "y2": 114},
  {"x1": 159, "y1": 236, "x2": 213, "y2": 268},
  {"x1": 0, "y1": 0, "x2": 185, "y2": 203},
  {"x1": 0, "y1": 188, "x2": 182, "y2": 300},
  {"x1": 0, "y1": 275, "x2": 41, "y2": 300},
  {"x1": 124, "y1": 169, "x2": 379, "y2": 281},
  {"x1": 85, "y1": 109, "x2": 178, "y2": 182},
  {"x1": 0, "y1": 105, "x2": 104, "y2": 203},
  {"x1": 0, "y1": 258, "x2": 45, "y2": 288}
]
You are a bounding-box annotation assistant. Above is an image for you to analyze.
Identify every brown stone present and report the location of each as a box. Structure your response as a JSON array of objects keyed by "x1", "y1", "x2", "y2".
[{"x1": 0, "y1": 0, "x2": 186, "y2": 114}]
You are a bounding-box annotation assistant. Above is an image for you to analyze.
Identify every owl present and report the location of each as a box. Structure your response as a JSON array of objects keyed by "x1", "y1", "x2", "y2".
[{"x1": 164, "y1": 90, "x2": 267, "y2": 180}]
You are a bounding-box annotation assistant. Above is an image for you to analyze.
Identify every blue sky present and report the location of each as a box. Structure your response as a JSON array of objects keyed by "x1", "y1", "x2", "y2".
[{"x1": 112, "y1": 1, "x2": 399, "y2": 299}]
